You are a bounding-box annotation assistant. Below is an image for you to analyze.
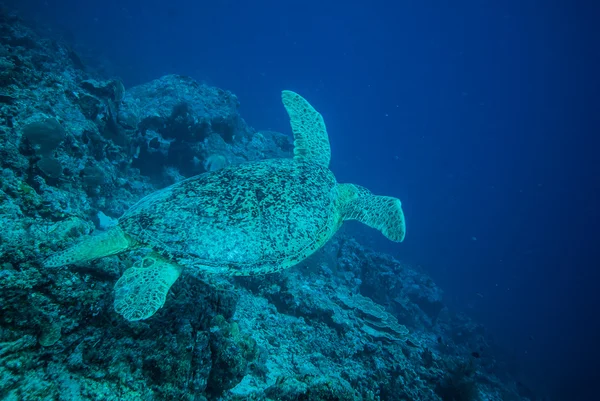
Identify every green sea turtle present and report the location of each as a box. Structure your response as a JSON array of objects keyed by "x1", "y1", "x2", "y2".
[{"x1": 44, "y1": 90, "x2": 406, "y2": 321}]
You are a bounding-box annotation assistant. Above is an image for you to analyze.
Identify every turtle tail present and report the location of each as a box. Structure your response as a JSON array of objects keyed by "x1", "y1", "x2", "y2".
[
  {"x1": 337, "y1": 183, "x2": 406, "y2": 242},
  {"x1": 44, "y1": 226, "x2": 132, "y2": 267}
]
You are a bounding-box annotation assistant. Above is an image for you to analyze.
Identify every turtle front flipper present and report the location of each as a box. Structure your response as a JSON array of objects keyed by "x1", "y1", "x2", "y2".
[
  {"x1": 281, "y1": 90, "x2": 331, "y2": 167},
  {"x1": 338, "y1": 183, "x2": 406, "y2": 242},
  {"x1": 113, "y1": 253, "x2": 182, "y2": 321},
  {"x1": 44, "y1": 226, "x2": 133, "y2": 268}
]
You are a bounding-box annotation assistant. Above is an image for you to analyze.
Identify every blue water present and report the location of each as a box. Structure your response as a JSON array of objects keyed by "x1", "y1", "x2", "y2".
[{"x1": 7, "y1": 0, "x2": 599, "y2": 399}]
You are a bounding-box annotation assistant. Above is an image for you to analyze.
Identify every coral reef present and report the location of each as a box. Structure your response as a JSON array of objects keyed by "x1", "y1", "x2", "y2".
[{"x1": 0, "y1": 8, "x2": 530, "y2": 401}]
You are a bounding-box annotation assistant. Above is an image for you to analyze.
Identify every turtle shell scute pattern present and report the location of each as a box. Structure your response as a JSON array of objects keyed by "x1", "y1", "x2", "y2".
[{"x1": 118, "y1": 158, "x2": 340, "y2": 275}]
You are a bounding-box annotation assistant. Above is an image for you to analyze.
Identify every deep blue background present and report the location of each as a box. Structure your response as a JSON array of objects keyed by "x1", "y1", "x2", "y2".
[{"x1": 7, "y1": 0, "x2": 599, "y2": 398}]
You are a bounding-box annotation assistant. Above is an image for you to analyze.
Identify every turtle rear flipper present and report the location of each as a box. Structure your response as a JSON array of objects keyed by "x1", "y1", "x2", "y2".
[
  {"x1": 338, "y1": 183, "x2": 406, "y2": 242},
  {"x1": 44, "y1": 226, "x2": 132, "y2": 268},
  {"x1": 113, "y1": 254, "x2": 182, "y2": 321}
]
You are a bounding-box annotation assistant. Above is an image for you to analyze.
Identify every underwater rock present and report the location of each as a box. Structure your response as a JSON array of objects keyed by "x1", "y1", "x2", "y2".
[{"x1": 21, "y1": 117, "x2": 66, "y2": 156}]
